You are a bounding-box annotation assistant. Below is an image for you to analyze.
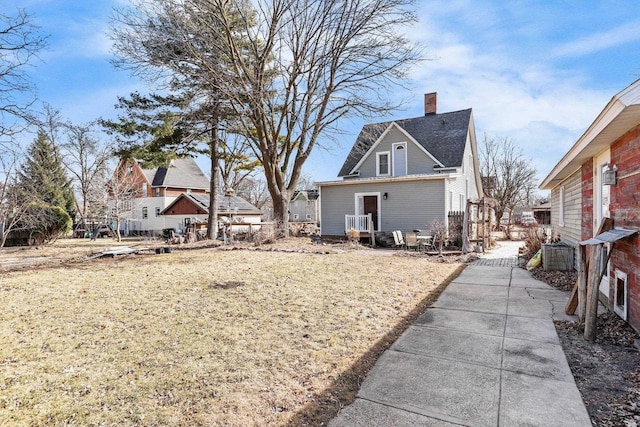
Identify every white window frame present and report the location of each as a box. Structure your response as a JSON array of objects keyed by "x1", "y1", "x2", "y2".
[
  {"x1": 142, "y1": 183, "x2": 148, "y2": 197},
  {"x1": 306, "y1": 214, "x2": 312, "y2": 220},
  {"x1": 142, "y1": 207, "x2": 148, "y2": 219},
  {"x1": 155, "y1": 207, "x2": 161, "y2": 217},
  {"x1": 558, "y1": 186, "x2": 565, "y2": 227},
  {"x1": 354, "y1": 192, "x2": 381, "y2": 232},
  {"x1": 376, "y1": 151, "x2": 390, "y2": 176},
  {"x1": 293, "y1": 213, "x2": 299, "y2": 220},
  {"x1": 614, "y1": 269, "x2": 628, "y2": 320},
  {"x1": 392, "y1": 142, "x2": 407, "y2": 176}
]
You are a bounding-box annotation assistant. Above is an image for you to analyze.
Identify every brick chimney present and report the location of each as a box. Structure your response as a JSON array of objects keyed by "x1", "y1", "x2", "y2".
[{"x1": 424, "y1": 92, "x2": 437, "y2": 115}]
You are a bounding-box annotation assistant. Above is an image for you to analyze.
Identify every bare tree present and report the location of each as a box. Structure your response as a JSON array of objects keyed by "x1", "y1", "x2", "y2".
[
  {"x1": 0, "y1": 10, "x2": 47, "y2": 247},
  {"x1": 60, "y1": 122, "x2": 112, "y2": 228},
  {"x1": 111, "y1": 0, "x2": 421, "y2": 235},
  {"x1": 0, "y1": 149, "x2": 30, "y2": 247},
  {"x1": 236, "y1": 175, "x2": 270, "y2": 210},
  {"x1": 219, "y1": 132, "x2": 260, "y2": 192},
  {"x1": 479, "y1": 135, "x2": 537, "y2": 238},
  {"x1": 295, "y1": 173, "x2": 316, "y2": 191},
  {"x1": 0, "y1": 9, "x2": 47, "y2": 139},
  {"x1": 106, "y1": 165, "x2": 138, "y2": 242}
]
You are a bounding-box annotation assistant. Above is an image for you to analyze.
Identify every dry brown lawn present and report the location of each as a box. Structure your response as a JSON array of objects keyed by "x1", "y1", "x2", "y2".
[{"x1": 0, "y1": 240, "x2": 462, "y2": 426}]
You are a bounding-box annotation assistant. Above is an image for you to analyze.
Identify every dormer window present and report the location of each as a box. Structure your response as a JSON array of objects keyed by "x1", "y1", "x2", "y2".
[{"x1": 377, "y1": 151, "x2": 390, "y2": 176}]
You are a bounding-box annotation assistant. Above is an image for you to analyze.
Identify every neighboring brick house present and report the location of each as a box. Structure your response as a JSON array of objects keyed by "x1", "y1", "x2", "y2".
[
  {"x1": 160, "y1": 193, "x2": 263, "y2": 234},
  {"x1": 109, "y1": 158, "x2": 210, "y2": 235},
  {"x1": 540, "y1": 79, "x2": 640, "y2": 331}
]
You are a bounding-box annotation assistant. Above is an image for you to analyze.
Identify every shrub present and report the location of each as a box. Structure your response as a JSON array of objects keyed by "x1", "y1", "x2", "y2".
[{"x1": 346, "y1": 228, "x2": 360, "y2": 243}]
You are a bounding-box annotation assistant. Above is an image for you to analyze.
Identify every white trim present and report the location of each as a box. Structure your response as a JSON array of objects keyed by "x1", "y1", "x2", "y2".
[
  {"x1": 594, "y1": 149, "x2": 611, "y2": 231},
  {"x1": 376, "y1": 151, "x2": 391, "y2": 176},
  {"x1": 392, "y1": 142, "x2": 408, "y2": 176},
  {"x1": 540, "y1": 78, "x2": 640, "y2": 190},
  {"x1": 348, "y1": 122, "x2": 445, "y2": 175},
  {"x1": 614, "y1": 269, "x2": 629, "y2": 320},
  {"x1": 318, "y1": 172, "x2": 452, "y2": 187},
  {"x1": 558, "y1": 186, "x2": 565, "y2": 227},
  {"x1": 354, "y1": 192, "x2": 381, "y2": 232}
]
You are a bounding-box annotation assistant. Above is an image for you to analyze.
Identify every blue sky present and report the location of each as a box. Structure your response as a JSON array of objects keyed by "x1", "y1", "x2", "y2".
[{"x1": 15, "y1": 1, "x2": 640, "y2": 189}]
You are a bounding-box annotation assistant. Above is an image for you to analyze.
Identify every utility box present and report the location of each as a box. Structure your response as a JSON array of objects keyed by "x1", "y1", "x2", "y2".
[{"x1": 542, "y1": 243, "x2": 575, "y2": 271}]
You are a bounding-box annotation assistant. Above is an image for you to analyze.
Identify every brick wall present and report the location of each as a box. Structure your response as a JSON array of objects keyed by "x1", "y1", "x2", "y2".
[
  {"x1": 165, "y1": 197, "x2": 207, "y2": 215},
  {"x1": 581, "y1": 158, "x2": 594, "y2": 240},
  {"x1": 610, "y1": 125, "x2": 640, "y2": 332}
]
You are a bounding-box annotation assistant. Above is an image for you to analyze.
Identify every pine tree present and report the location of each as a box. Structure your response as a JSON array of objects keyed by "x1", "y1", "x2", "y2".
[{"x1": 16, "y1": 131, "x2": 76, "y2": 217}]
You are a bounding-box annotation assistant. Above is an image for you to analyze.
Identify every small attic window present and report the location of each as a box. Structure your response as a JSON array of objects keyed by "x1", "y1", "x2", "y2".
[{"x1": 377, "y1": 151, "x2": 390, "y2": 176}]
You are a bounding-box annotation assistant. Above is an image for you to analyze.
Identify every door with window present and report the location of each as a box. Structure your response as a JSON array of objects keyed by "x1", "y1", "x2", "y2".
[
  {"x1": 356, "y1": 193, "x2": 379, "y2": 231},
  {"x1": 595, "y1": 150, "x2": 611, "y2": 297},
  {"x1": 393, "y1": 142, "x2": 407, "y2": 176}
]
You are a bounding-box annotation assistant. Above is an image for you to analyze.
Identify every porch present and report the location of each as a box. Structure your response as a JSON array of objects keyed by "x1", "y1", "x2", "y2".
[{"x1": 345, "y1": 214, "x2": 374, "y2": 234}]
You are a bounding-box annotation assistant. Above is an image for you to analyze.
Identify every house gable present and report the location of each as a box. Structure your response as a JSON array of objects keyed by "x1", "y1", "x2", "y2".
[
  {"x1": 349, "y1": 123, "x2": 444, "y2": 178},
  {"x1": 141, "y1": 158, "x2": 210, "y2": 192},
  {"x1": 112, "y1": 158, "x2": 152, "y2": 197},
  {"x1": 161, "y1": 193, "x2": 262, "y2": 216},
  {"x1": 161, "y1": 194, "x2": 208, "y2": 215},
  {"x1": 339, "y1": 109, "x2": 472, "y2": 178}
]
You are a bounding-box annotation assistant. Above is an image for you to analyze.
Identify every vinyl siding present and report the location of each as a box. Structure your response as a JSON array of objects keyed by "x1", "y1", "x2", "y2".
[
  {"x1": 289, "y1": 199, "x2": 318, "y2": 222},
  {"x1": 443, "y1": 135, "x2": 479, "y2": 212},
  {"x1": 320, "y1": 179, "x2": 446, "y2": 235},
  {"x1": 356, "y1": 127, "x2": 439, "y2": 178},
  {"x1": 550, "y1": 169, "x2": 582, "y2": 253}
]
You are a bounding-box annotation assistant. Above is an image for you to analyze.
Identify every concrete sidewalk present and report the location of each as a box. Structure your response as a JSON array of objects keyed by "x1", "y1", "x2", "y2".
[{"x1": 330, "y1": 242, "x2": 591, "y2": 427}]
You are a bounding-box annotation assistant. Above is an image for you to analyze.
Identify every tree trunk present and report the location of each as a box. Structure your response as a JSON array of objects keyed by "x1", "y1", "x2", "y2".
[
  {"x1": 207, "y1": 125, "x2": 220, "y2": 240},
  {"x1": 115, "y1": 217, "x2": 122, "y2": 242},
  {"x1": 272, "y1": 190, "x2": 291, "y2": 238}
]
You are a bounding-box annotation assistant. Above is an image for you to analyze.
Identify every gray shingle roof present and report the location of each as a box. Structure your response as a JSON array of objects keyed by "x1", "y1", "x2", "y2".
[
  {"x1": 338, "y1": 109, "x2": 472, "y2": 177},
  {"x1": 142, "y1": 158, "x2": 210, "y2": 190},
  {"x1": 292, "y1": 189, "x2": 319, "y2": 201},
  {"x1": 186, "y1": 193, "x2": 263, "y2": 215}
]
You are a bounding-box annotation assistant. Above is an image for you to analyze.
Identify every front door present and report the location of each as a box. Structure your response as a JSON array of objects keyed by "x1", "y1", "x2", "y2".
[{"x1": 363, "y1": 196, "x2": 378, "y2": 231}]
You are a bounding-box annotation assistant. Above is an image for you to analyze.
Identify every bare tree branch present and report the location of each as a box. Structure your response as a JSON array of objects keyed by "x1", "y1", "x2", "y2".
[
  {"x1": 0, "y1": 9, "x2": 47, "y2": 138},
  {"x1": 480, "y1": 134, "x2": 538, "y2": 238},
  {"x1": 110, "y1": 0, "x2": 422, "y2": 235}
]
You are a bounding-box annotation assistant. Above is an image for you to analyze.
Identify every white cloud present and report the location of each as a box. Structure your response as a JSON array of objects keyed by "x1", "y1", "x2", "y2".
[
  {"x1": 396, "y1": 1, "x2": 622, "y2": 183},
  {"x1": 553, "y1": 21, "x2": 640, "y2": 58}
]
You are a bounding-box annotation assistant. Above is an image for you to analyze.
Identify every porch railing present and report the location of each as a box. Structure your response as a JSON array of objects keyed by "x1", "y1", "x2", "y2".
[{"x1": 345, "y1": 213, "x2": 372, "y2": 233}]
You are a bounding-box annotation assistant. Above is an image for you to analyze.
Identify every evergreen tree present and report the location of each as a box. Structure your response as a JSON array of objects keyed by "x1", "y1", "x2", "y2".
[{"x1": 16, "y1": 131, "x2": 76, "y2": 219}]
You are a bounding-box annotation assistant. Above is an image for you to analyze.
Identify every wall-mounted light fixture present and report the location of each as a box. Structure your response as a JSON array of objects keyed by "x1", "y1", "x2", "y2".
[
  {"x1": 603, "y1": 163, "x2": 618, "y2": 185},
  {"x1": 383, "y1": 192, "x2": 388, "y2": 200}
]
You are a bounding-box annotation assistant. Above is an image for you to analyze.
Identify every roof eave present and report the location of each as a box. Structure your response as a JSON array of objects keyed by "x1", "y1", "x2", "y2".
[
  {"x1": 318, "y1": 173, "x2": 452, "y2": 187},
  {"x1": 540, "y1": 81, "x2": 640, "y2": 190}
]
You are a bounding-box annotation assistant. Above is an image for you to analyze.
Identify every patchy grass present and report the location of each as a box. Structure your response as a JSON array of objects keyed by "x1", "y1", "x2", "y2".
[{"x1": 0, "y1": 246, "x2": 461, "y2": 426}]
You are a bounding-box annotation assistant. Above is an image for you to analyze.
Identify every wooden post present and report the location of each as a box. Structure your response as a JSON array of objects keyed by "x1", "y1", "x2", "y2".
[
  {"x1": 565, "y1": 278, "x2": 579, "y2": 315},
  {"x1": 577, "y1": 244, "x2": 588, "y2": 321},
  {"x1": 584, "y1": 244, "x2": 614, "y2": 341},
  {"x1": 584, "y1": 245, "x2": 601, "y2": 341},
  {"x1": 578, "y1": 218, "x2": 613, "y2": 323}
]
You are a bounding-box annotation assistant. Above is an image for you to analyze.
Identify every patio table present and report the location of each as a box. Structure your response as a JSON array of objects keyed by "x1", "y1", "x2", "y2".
[{"x1": 416, "y1": 235, "x2": 433, "y2": 251}]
